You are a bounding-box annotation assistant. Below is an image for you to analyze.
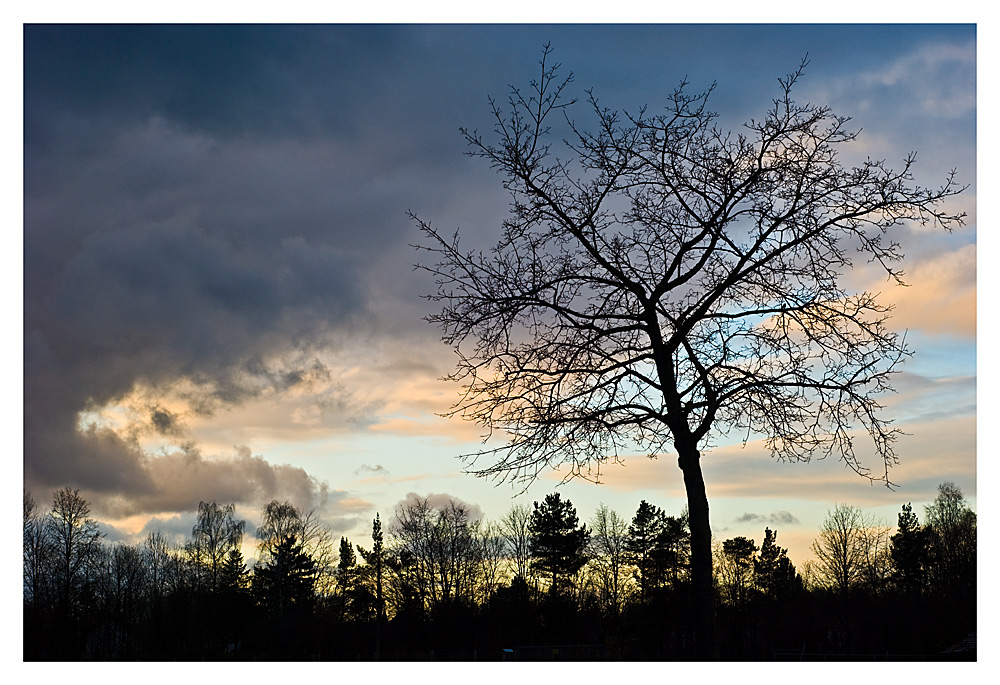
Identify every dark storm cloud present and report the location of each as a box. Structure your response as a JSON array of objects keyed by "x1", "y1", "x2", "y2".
[
  {"x1": 23, "y1": 25, "x2": 411, "y2": 144},
  {"x1": 150, "y1": 406, "x2": 182, "y2": 436},
  {"x1": 23, "y1": 25, "x2": 475, "y2": 513}
]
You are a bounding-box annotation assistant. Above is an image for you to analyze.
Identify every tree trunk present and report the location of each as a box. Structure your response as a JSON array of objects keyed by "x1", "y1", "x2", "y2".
[{"x1": 678, "y1": 444, "x2": 719, "y2": 659}]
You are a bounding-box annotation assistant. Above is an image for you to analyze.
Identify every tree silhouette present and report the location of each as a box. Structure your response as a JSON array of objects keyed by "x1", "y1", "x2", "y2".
[
  {"x1": 414, "y1": 46, "x2": 965, "y2": 656},
  {"x1": 924, "y1": 483, "x2": 976, "y2": 607},
  {"x1": 890, "y1": 503, "x2": 928, "y2": 596},
  {"x1": 625, "y1": 500, "x2": 689, "y2": 598},
  {"x1": 253, "y1": 535, "x2": 317, "y2": 630},
  {"x1": 23, "y1": 490, "x2": 51, "y2": 611},
  {"x1": 718, "y1": 536, "x2": 758, "y2": 609},
  {"x1": 47, "y1": 487, "x2": 104, "y2": 620},
  {"x1": 20, "y1": 485, "x2": 976, "y2": 660},
  {"x1": 528, "y1": 492, "x2": 590, "y2": 593},
  {"x1": 588, "y1": 503, "x2": 632, "y2": 614},
  {"x1": 810, "y1": 503, "x2": 869, "y2": 600},
  {"x1": 388, "y1": 497, "x2": 486, "y2": 614},
  {"x1": 188, "y1": 501, "x2": 244, "y2": 593},
  {"x1": 256, "y1": 500, "x2": 337, "y2": 596},
  {"x1": 500, "y1": 503, "x2": 533, "y2": 583},
  {"x1": 754, "y1": 528, "x2": 798, "y2": 601}
]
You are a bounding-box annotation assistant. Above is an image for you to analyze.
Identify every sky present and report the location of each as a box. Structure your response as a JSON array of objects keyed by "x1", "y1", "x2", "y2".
[{"x1": 20, "y1": 22, "x2": 977, "y2": 569}]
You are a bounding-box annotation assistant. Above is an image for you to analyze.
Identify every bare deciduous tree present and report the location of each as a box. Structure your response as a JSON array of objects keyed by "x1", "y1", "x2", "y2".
[
  {"x1": 810, "y1": 503, "x2": 888, "y2": 599},
  {"x1": 389, "y1": 496, "x2": 484, "y2": 611},
  {"x1": 414, "y1": 47, "x2": 964, "y2": 655},
  {"x1": 716, "y1": 536, "x2": 758, "y2": 609},
  {"x1": 47, "y1": 487, "x2": 104, "y2": 618},
  {"x1": 588, "y1": 503, "x2": 633, "y2": 614},
  {"x1": 188, "y1": 501, "x2": 244, "y2": 593},
  {"x1": 24, "y1": 490, "x2": 51, "y2": 609},
  {"x1": 256, "y1": 500, "x2": 337, "y2": 595},
  {"x1": 499, "y1": 503, "x2": 533, "y2": 582}
]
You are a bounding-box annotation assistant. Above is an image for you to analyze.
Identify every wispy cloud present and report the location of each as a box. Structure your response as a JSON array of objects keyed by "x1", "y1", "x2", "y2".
[
  {"x1": 735, "y1": 511, "x2": 800, "y2": 526},
  {"x1": 591, "y1": 411, "x2": 974, "y2": 509}
]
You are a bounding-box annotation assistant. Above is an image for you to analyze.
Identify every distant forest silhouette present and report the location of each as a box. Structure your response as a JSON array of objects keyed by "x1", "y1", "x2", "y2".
[{"x1": 23, "y1": 483, "x2": 975, "y2": 661}]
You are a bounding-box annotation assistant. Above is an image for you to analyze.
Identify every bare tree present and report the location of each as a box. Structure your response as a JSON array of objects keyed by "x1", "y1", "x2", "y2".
[
  {"x1": 499, "y1": 503, "x2": 533, "y2": 582},
  {"x1": 810, "y1": 503, "x2": 888, "y2": 599},
  {"x1": 924, "y1": 482, "x2": 976, "y2": 602},
  {"x1": 477, "y1": 520, "x2": 509, "y2": 602},
  {"x1": 389, "y1": 495, "x2": 484, "y2": 611},
  {"x1": 256, "y1": 500, "x2": 336, "y2": 595},
  {"x1": 716, "y1": 536, "x2": 758, "y2": 609},
  {"x1": 143, "y1": 531, "x2": 171, "y2": 603},
  {"x1": 23, "y1": 490, "x2": 51, "y2": 609},
  {"x1": 414, "y1": 47, "x2": 964, "y2": 655},
  {"x1": 857, "y1": 517, "x2": 892, "y2": 595},
  {"x1": 188, "y1": 501, "x2": 244, "y2": 593},
  {"x1": 47, "y1": 487, "x2": 104, "y2": 618},
  {"x1": 588, "y1": 503, "x2": 633, "y2": 614}
]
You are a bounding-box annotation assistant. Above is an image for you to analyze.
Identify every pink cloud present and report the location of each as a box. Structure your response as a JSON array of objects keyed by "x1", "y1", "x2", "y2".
[{"x1": 874, "y1": 244, "x2": 975, "y2": 337}]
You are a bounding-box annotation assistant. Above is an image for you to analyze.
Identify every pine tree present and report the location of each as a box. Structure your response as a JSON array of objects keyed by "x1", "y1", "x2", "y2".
[
  {"x1": 889, "y1": 503, "x2": 929, "y2": 596},
  {"x1": 753, "y1": 528, "x2": 798, "y2": 601},
  {"x1": 528, "y1": 493, "x2": 590, "y2": 593},
  {"x1": 625, "y1": 501, "x2": 689, "y2": 598},
  {"x1": 356, "y1": 515, "x2": 386, "y2": 658}
]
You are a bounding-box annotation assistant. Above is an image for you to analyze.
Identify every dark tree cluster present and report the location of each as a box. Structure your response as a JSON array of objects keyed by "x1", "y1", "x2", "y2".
[{"x1": 23, "y1": 482, "x2": 974, "y2": 660}]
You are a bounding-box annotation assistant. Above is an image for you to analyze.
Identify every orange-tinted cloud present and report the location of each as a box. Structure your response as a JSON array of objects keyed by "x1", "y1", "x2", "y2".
[{"x1": 873, "y1": 244, "x2": 975, "y2": 337}]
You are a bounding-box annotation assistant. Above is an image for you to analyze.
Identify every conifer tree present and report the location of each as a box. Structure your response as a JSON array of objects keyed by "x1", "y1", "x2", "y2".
[
  {"x1": 625, "y1": 501, "x2": 690, "y2": 597},
  {"x1": 889, "y1": 503, "x2": 929, "y2": 596},
  {"x1": 220, "y1": 548, "x2": 250, "y2": 594},
  {"x1": 753, "y1": 528, "x2": 798, "y2": 600},
  {"x1": 253, "y1": 535, "x2": 317, "y2": 625},
  {"x1": 528, "y1": 493, "x2": 590, "y2": 592}
]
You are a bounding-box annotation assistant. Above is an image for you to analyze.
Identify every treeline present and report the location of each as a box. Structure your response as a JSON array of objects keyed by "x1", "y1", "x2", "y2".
[{"x1": 23, "y1": 484, "x2": 975, "y2": 660}]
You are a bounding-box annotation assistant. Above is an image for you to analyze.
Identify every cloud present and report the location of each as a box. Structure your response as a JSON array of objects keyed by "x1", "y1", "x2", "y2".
[
  {"x1": 21, "y1": 27, "x2": 502, "y2": 516},
  {"x1": 22, "y1": 27, "x2": 481, "y2": 519},
  {"x1": 53, "y1": 439, "x2": 368, "y2": 522},
  {"x1": 871, "y1": 244, "x2": 976, "y2": 338},
  {"x1": 355, "y1": 464, "x2": 390, "y2": 477},
  {"x1": 854, "y1": 42, "x2": 976, "y2": 118},
  {"x1": 592, "y1": 411, "x2": 974, "y2": 509},
  {"x1": 150, "y1": 407, "x2": 183, "y2": 437},
  {"x1": 138, "y1": 514, "x2": 193, "y2": 547},
  {"x1": 735, "y1": 511, "x2": 800, "y2": 526},
  {"x1": 803, "y1": 39, "x2": 975, "y2": 151},
  {"x1": 391, "y1": 492, "x2": 486, "y2": 524}
]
